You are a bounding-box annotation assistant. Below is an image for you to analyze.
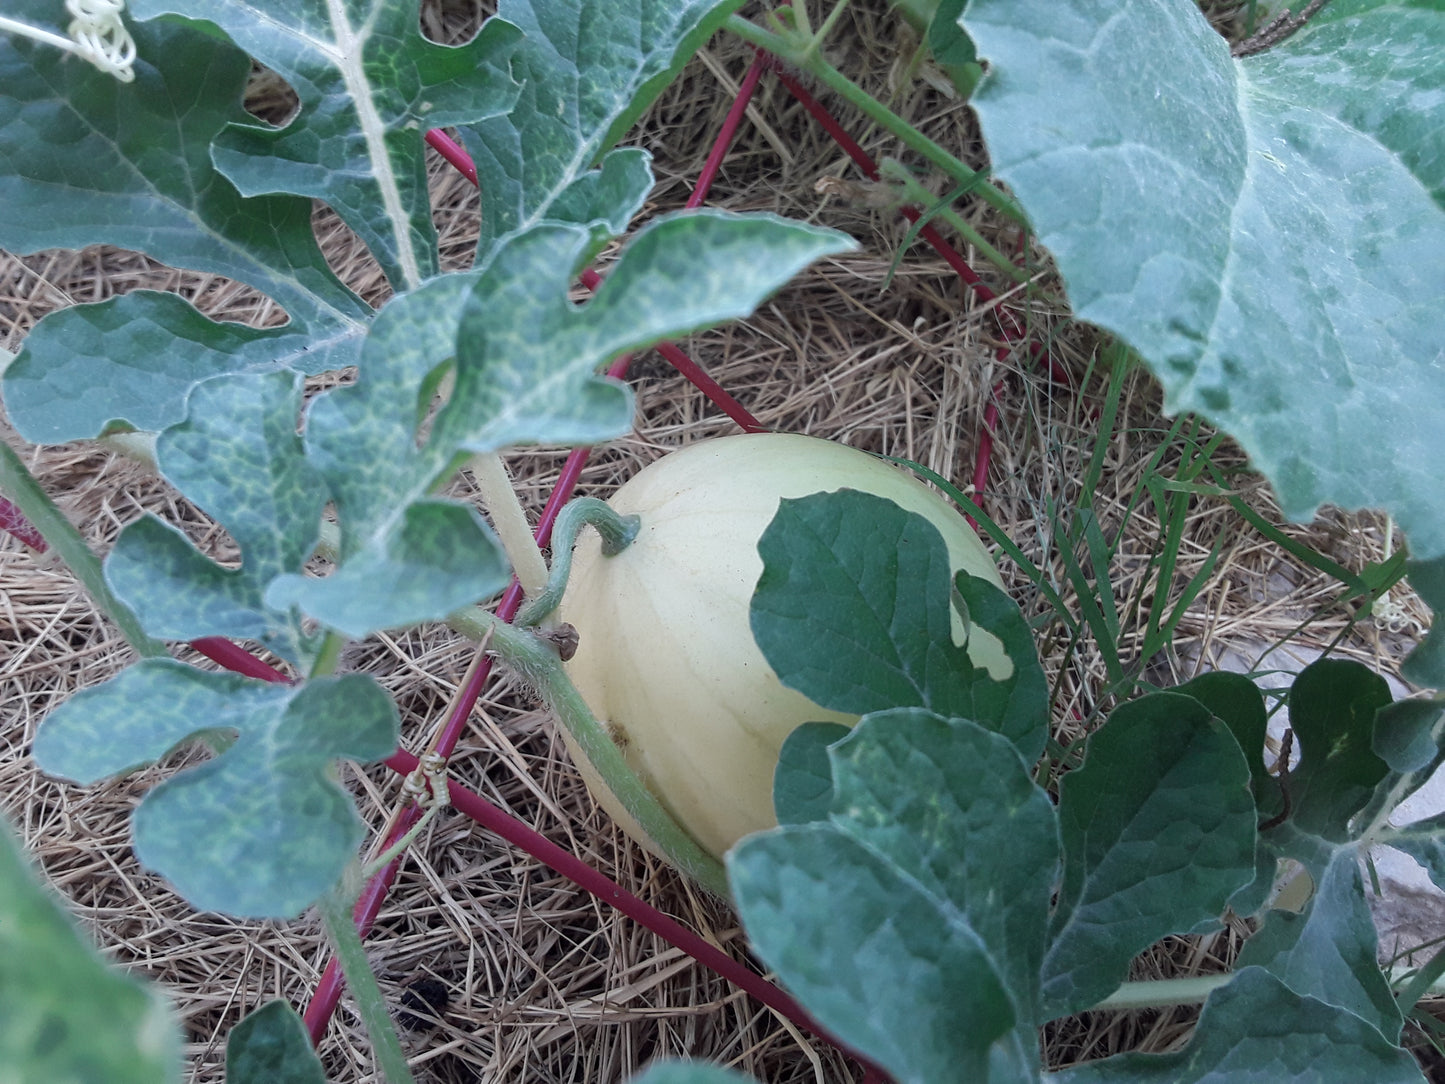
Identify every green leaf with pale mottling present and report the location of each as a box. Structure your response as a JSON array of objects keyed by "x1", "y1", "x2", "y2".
[
  {"x1": 227, "y1": 1001, "x2": 327, "y2": 1084},
  {"x1": 283, "y1": 213, "x2": 853, "y2": 638},
  {"x1": 0, "y1": 4, "x2": 370, "y2": 444},
  {"x1": 267, "y1": 499, "x2": 509, "y2": 639},
  {"x1": 730, "y1": 711, "x2": 1054, "y2": 1082},
  {"x1": 104, "y1": 371, "x2": 325, "y2": 664},
  {"x1": 5, "y1": 293, "x2": 353, "y2": 443},
  {"x1": 1054, "y1": 968, "x2": 1424, "y2": 1083},
  {"x1": 32, "y1": 660, "x2": 398, "y2": 918},
  {"x1": 751, "y1": 489, "x2": 1047, "y2": 760},
  {"x1": 964, "y1": 0, "x2": 1445, "y2": 565},
  {"x1": 130, "y1": 0, "x2": 521, "y2": 292},
  {"x1": 462, "y1": 0, "x2": 745, "y2": 261},
  {"x1": 1042, "y1": 692, "x2": 1257, "y2": 1018},
  {"x1": 0, "y1": 819, "x2": 181, "y2": 1084}
]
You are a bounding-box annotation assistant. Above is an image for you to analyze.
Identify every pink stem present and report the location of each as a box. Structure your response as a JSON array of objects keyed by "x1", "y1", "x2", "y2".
[
  {"x1": 0, "y1": 496, "x2": 47, "y2": 552},
  {"x1": 687, "y1": 52, "x2": 769, "y2": 210}
]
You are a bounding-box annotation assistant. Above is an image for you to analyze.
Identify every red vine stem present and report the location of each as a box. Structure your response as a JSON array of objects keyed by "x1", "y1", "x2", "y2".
[{"x1": 0, "y1": 495, "x2": 46, "y2": 551}]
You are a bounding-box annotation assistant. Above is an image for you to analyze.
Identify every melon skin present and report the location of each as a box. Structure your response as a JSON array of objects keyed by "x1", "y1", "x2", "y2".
[{"x1": 555, "y1": 433, "x2": 1007, "y2": 861}]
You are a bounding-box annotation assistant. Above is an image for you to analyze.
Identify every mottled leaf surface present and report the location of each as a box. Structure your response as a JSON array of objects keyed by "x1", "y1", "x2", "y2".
[
  {"x1": 227, "y1": 1001, "x2": 327, "y2": 1084},
  {"x1": 0, "y1": 820, "x2": 180, "y2": 1084},
  {"x1": 105, "y1": 371, "x2": 325, "y2": 664},
  {"x1": 965, "y1": 0, "x2": 1445, "y2": 564},
  {"x1": 0, "y1": 2, "x2": 369, "y2": 443},
  {"x1": 1042, "y1": 693, "x2": 1256, "y2": 1018},
  {"x1": 280, "y1": 213, "x2": 852, "y2": 637},
  {"x1": 462, "y1": 0, "x2": 744, "y2": 261},
  {"x1": 752, "y1": 489, "x2": 1047, "y2": 759},
  {"x1": 32, "y1": 660, "x2": 399, "y2": 918},
  {"x1": 730, "y1": 712, "x2": 1054, "y2": 1082},
  {"x1": 130, "y1": 0, "x2": 520, "y2": 291},
  {"x1": 1054, "y1": 968, "x2": 1424, "y2": 1083}
]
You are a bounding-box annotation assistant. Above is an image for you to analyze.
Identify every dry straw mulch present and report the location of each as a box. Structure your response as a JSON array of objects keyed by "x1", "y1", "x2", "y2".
[{"x1": 0, "y1": 3, "x2": 1427, "y2": 1082}]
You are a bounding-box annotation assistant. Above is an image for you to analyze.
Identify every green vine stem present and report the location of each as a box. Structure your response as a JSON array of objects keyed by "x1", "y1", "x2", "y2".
[
  {"x1": 469, "y1": 451, "x2": 549, "y2": 598},
  {"x1": 514, "y1": 497, "x2": 640, "y2": 628},
  {"x1": 319, "y1": 879, "x2": 415, "y2": 1084},
  {"x1": 0, "y1": 440, "x2": 168, "y2": 660},
  {"x1": 447, "y1": 604, "x2": 730, "y2": 897},
  {"x1": 723, "y1": 12, "x2": 1027, "y2": 229}
]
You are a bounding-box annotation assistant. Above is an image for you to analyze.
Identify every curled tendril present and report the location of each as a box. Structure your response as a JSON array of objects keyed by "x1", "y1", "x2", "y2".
[{"x1": 66, "y1": 0, "x2": 135, "y2": 82}]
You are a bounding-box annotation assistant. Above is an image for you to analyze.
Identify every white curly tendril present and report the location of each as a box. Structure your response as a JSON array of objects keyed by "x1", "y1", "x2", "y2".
[{"x1": 0, "y1": 0, "x2": 136, "y2": 82}]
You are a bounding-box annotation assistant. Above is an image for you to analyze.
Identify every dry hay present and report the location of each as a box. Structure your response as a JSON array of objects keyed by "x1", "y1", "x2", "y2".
[{"x1": 0, "y1": 3, "x2": 1430, "y2": 1082}]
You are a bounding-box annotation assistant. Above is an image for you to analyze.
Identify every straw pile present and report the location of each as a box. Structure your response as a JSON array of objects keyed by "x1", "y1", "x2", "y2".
[{"x1": 0, "y1": 2, "x2": 1426, "y2": 1080}]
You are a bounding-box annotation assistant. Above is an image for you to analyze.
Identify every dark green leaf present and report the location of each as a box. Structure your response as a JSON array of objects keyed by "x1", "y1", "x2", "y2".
[
  {"x1": 1236, "y1": 849, "x2": 1400, "y2": 1042},
  {"x1": 752, "y1": 489, "x2": 1047, "y2": 759},
  {"x1": 1285, "y1": 659, "x2": 1393, "y2": 839},
  {"x1": 104, "y1": 371, "x2": 325, "y2": 664},
  {"x1": 965, "y1": 0, "x2": 1445, "y2": 562},
  {"x1": 1373, "y1": 697, "x2": 1445, "y2": 775},
  {"x1": 773, "y1": 722, "x2": 851, "y2": 827},
  {"x1": 929, "y1": 0, "x2": 975, "y2": 68},
  {"x1": 730, "y1": 825, "x2": 1020, "y2": 1084},
  {"x1": 730, "y1": 712, "x2": 1054, "y2": 1081},
  {"x1": 0, "y1": 819, "x2": 181, "y2": 1083},
  {"x1": 0, "y1": 3, "x2": 368, "y2": 443},
  {"x1": 1054, "y1": 967, "x2": 1424, "y2": 1083},
  {"x1": 130, "y1": 0, "x2": 521, "y2": 291},
  {"x1": 462, "y1": 0, "x2": 744, "y2": 261},
  {"x1": 1042, "y1": 693, "x2": 1257, "y2": 1017},
  {"x1": 1403, "y1": 555, "x2": 1445, "y2": 688},
  {"x1": 32, "y1": 660, "x2": 399, "y2": 918},
  {"x1": 1172, "y1": 670, "x2": 1274, "y2": 814},
  {"x1": 226, "y1": 1001, "x2": 326, "y2": 1084}
]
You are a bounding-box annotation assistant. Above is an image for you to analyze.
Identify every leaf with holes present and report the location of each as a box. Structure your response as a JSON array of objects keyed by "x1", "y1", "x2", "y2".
[{"x1": 32, "y1": 659, "x2": 399, "y2": 918}]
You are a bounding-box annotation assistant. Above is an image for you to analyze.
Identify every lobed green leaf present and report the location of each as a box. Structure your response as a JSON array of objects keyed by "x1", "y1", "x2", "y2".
[
  {"x1": 1042, "y1": 693, "x2": 1257, "y2": 1018},
  {"x1": 130, "y1": 0, "x2": 521, "y2": 291},
  {"x1": 1054, "y1": 967, "x2": 1424, "y2": 1083},
  {"x1": 731, "y1": 711, "x2": 1055, "y2": 1082},
  {"x1": 752, "y1": 489, "x2": 1049, "y2": 760},
  {"x1": 0, "y1": 2, "x2": 369, "y2": 443},
  {"x1": 462, "y1": 0, "x2": 745, "y2": 261},
  {"x1": 1235, "y1": 850, "x2": 1401, "y2": 1042},
  {"x1": 32, "y1": 660, "x2": 399, "y2": 918},
  {"x1": 226, "y1": 1001, "x2": 327, "y2": 1084},
  {"x1": 285, "y1": 213, "x2": 853, "y2": 638},
  {"x1": 104, "y1": 371, "x2": 325, "y2": 664}
]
